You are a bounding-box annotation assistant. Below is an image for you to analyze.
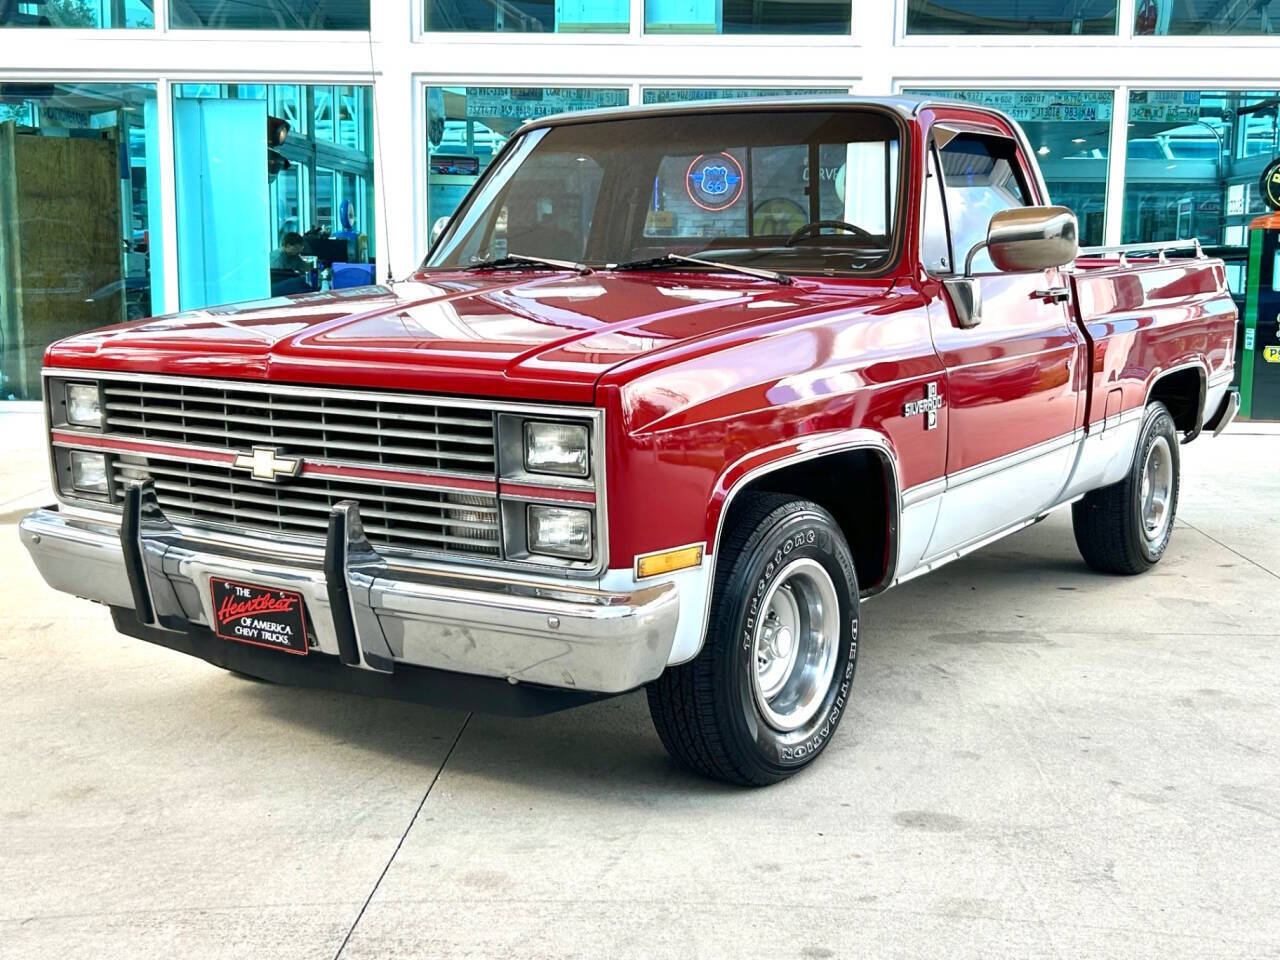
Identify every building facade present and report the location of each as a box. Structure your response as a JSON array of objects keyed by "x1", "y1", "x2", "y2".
[{"x1": 1, "y1": 0, "x2": 1277, "y2": 399}]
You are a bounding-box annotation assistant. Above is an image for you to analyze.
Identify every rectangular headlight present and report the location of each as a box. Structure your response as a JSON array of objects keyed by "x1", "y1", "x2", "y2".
[
  {"x1": 527, "y1": 504, "x2": 592, "y2": 560},
  {"x1": 524, "y1": 421, "x2": 589, "y2": 478},
  {"x1": 65, "y1": 382, "x2": 102, "y2": 428},
  {"x1": 70, "y1": 451, "x2": 109, "y2": 496}
]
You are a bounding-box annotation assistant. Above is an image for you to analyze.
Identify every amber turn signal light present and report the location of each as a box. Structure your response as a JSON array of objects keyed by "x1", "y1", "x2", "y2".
[{"x1": 636, "y1": 544, "x2": 704, "y2": 579}]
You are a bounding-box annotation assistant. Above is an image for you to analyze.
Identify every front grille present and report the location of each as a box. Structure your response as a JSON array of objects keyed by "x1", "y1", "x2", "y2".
[
  {"x1": 110, "y1": 458, "x2": 501, "y2": 556},
  {"x1": 102, "y1": 380, "x2": 497, "y2": 476},
  {"x1": 100, "y1": 379, "x2": 502, "y2": 558}
]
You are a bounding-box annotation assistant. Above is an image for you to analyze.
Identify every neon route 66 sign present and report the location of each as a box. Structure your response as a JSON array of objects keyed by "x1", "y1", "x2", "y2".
[{"x1": 685, "y1": 152, "x2": 745, "y2": 212}]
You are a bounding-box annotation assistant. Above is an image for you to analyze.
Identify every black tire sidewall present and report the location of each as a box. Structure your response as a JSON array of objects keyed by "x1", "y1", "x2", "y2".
[
  {"x1": 721, "y1": 507, "x2": 859, "y2": 775},
  {"x1": 1130, "y1": 405, "x2": 1180, "y2": 564}
]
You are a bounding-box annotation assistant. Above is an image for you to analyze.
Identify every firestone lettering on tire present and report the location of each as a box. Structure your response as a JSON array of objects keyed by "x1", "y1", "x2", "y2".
[
  {"x1": 779, "y1": 615, "x2": 858, "y2": 764},
  {"x1": 743, "y1": 528, "x2": 822, "y2": 651}
]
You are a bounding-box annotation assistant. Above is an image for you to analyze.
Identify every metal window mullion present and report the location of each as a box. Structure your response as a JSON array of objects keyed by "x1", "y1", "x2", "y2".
[
  {"x1": 1115, "y1": 0, "x2": 1137, "y2": 39},
  {"x1": 156, "y1": 78, "x2": 180, "y2": 314},
  {"x1": 1104, "y1": 84, "x2": 1130, "y2": 246}
]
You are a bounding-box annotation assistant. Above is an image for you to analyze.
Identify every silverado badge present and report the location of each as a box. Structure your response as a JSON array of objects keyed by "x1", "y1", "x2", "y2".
[
  {"x1": 233, "y1": 445, "x2": 302, "y2": 482},
  {"x1": 903, "y1": 382, "x2": 944, "y2": 430}
]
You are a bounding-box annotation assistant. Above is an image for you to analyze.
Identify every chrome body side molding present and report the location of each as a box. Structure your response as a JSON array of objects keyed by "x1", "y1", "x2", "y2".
[{"x1": 893, "y1": 412, "x2": 1143, "y2": 585}]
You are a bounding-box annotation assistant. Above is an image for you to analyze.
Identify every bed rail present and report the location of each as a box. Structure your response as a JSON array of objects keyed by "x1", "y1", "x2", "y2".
[{"x1": 1077, "y1": 238, "x2": 1205, "y2": 266}]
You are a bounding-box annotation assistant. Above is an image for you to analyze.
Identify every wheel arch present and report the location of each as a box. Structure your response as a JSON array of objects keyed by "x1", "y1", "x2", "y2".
[
  {"x1": 1145, "y1": 361, "x2": 1207, "y2": 439},
  {"x1": 706, "y1": 433, "x2": 902, "y2": 602}
]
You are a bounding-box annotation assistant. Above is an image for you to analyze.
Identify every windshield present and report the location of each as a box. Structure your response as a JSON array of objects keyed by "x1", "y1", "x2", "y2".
[{"x1": 425, "y1": 109, "x2": 904, "y2": 277}]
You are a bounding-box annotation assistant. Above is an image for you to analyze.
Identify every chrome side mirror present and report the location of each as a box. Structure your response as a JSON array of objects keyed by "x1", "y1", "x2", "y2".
[
  {"x1": 431, "y1": 215, "x2": 451, "y2": 245},
  {"x1": 969, "y1": 205, "x2": 1079, "y2": 275},
  {"x1": 949, "y1": 206, "x2": 1079, "y2": 330}
]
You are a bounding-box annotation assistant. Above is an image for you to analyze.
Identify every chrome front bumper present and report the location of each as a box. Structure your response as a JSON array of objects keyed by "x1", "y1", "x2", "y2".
[{"x1": 19, "y1": 482, "x2": 680, "y2": 698}]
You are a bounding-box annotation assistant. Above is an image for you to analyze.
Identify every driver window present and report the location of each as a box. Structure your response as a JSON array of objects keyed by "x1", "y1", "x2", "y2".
[{"x1": 936, "y1": 132, "x2": 1030, "y2": 273}]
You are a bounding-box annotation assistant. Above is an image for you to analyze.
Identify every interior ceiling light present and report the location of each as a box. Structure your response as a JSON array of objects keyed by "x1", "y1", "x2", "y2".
[{"x1": 1037, "y1": 145, "x2": 1051, "y2": 155}]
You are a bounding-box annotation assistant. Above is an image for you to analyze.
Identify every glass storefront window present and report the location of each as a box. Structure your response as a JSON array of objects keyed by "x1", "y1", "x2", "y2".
[
  {"x1": 0, "y1": 82, "x2": 159, "y2": 400},
  {"x1": 270, "y1": 84, "x2": 306, "y2": 137},
  {"x1": 0, "y1": 0, "x2": 153, "y2": 27},
  {"x1": 905, "y1": 0, "x2": 1117, "y2": 35},
  {"x1": 1122, "y1": 90, "x2": 1279, "y2": 248},
  {"x1": 645, "y1": 0, "x2": 850, "y2": 34},
  {"x1": 170, "y1": 0, "x2": 369, "y2": 30},
  {"x1": 426, "y1": 86, "x2": 628, "y2": 233},
  {"x1": 425, "y1": 0, "x2": 627, "y2": 32},
  {"x1": 313, "y1": 86, "x2": 334, "y2": 142},
  {"x1": 336, "y1": 86, "x2": 366, "y2": 151},
  {"x1": 642, "y1": 87, "x2": 848, "y2": 104},
  {"x1": 903, "y1": 89, "x2": 1113, "y2": 246},
  {"x1": 1135, "y1": 0, "x2": 1279, "y2": 36},
  {"x1": 173, "y1": 84, "x2": 376, "y2": 311}
]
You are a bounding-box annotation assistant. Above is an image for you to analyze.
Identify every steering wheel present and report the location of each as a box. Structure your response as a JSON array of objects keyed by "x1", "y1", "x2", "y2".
[{"x1": 785, "y1": 219, "x2": 874, "y2": 245}]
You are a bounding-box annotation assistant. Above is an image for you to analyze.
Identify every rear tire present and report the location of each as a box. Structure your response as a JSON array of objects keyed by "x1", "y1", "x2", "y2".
[
  {"x1": 646, "y1": 493, "x2": 860, "y2": 786},
  {"x1": 1072, "y1": 401, "x2": 1180, "y2": 575}
]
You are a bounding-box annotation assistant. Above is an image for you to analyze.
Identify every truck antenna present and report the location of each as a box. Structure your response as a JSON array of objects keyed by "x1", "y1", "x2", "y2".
[{"x1": 367, "y1": 24, "x2": 395, "y2": 286}]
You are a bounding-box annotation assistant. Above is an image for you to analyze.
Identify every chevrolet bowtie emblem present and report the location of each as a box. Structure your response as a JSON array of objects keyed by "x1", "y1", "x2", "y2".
[
  {"x1": 904, "y1": 381, "x2": 944, "y2": 430},
  {"x1": 233, "y1": 445, "x2": 301, "y2": 482}
]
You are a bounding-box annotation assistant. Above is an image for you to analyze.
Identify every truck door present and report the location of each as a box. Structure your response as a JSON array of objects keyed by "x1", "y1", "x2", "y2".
[{"x1": 923, "y1": 130, "x2": 1085, "y2": 561}]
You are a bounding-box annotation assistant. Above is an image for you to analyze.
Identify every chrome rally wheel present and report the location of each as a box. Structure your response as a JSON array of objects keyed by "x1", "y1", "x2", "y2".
[
  {"x1": 751, "y1": 558, "x2": 841, "y2": 733},
  {"x1": 1140, "y1": 434, "x2": 1174, "y2": 544}
]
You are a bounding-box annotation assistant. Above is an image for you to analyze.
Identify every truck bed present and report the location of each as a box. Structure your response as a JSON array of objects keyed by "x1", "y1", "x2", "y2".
[{"x1": 1069, "y1": 250, "x2": 1237, "y2": 432}]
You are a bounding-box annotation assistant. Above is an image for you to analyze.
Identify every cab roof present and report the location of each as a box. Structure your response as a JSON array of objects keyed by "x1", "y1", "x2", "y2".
[{"x1": 519, "y1": 94, "x2": 943, "y2": 133}]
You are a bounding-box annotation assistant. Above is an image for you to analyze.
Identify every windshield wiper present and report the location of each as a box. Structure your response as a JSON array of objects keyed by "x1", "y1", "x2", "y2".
[
  {"x1": 608, "y1": 253, "x2": 792, "y2": 285},
  {"x1": 464, "y1": 253, "x2": 592, "y2": 275}
]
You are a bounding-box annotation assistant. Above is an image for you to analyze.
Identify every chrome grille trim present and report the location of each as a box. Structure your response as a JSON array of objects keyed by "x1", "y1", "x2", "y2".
[
  {"x1": 112, "y1": 457, "x2": 503, "y2": 555},
  {"x1": 101, "y1": 380, "x2": 497, "y2": 476},
  {"x1": 93, "y1": 376, "x2": 501, "y2": 557}
]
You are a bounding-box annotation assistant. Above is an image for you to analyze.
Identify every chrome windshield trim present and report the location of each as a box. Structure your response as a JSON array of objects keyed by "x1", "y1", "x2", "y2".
[{"x1": 426, "y1": 102, "x2": 912, "y2": 283}]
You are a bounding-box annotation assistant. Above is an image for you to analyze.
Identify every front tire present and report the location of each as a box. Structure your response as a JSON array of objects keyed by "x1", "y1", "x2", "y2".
[
  {"x1": 647, "y1": 493, "x2": 860, "y2": 786},
  {"x1": 1072, "y1": 401, "x2": 1180, "y2": 575}
]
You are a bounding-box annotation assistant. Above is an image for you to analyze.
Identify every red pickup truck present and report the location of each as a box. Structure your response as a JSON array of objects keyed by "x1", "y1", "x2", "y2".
[{"x1": 21, "y1": 97, "x2": 1238, "y2": 785}]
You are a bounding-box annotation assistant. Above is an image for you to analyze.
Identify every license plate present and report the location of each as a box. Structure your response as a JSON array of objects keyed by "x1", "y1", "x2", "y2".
[{"x1": 210, "y1": 577, "x2": 310, "y2": 655}]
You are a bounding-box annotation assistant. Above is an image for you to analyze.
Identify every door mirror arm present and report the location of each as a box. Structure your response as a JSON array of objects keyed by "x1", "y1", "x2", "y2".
[{"x1": 963, "y1": 241, "x2": 989, "y2": 279}]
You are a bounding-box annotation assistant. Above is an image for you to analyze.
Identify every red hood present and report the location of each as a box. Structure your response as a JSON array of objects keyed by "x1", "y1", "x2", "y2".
[{"x1": 45, "y1": 271, "x2": 891, "y2": 403}]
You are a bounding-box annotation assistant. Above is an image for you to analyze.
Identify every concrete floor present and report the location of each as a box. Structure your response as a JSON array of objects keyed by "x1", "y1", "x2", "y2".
[{"x1": 2, "y1": 407, "x2": 1279, "y2": 960}]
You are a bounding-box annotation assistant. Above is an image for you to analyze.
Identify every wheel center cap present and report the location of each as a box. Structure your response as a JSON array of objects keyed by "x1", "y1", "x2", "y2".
[{"x1": 774, "y1": 627, "x2": 793, "y2": 659}]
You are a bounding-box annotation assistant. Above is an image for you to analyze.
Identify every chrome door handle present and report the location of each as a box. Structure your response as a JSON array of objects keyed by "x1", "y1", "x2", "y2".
[{"x1": 1032, "y1": 286, "x2": 1071, "y2": 304}]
